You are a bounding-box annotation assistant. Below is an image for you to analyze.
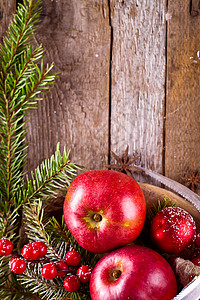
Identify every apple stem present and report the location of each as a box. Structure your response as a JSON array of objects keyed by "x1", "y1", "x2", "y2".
[
  {"x1": 112, "y1": 269, "x2": 122, "y2": 280},
  {"x1": 92, "y1": 213, "x2": 102, "y2": 222}
]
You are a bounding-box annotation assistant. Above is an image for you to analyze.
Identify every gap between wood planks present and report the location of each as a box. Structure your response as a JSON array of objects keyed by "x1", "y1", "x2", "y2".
[
  {"x1": 107, "y1": 0, "x2": 113, "y2": 166},
  {"x1": 163, "y1": 0, "x2": 169, "y2": 177}
]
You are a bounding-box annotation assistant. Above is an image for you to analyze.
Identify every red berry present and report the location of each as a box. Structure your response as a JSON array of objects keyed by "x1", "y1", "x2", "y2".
[
  {"x1": 22, "y1": 243, "x2": 40, "y2": 261},
  {"x1": 9, "y1": 258, "x2": 26, "y2": 274},
  {"x1": 63, "y1": 275, "x2": 80, "y2": 292},
  {"x1": 32, "y1": 241, "x2": 47, "y2": 258},
  {"x1": 77, "y1": 265, "x2": 92, "y2": 283},
  {"x1": 196, "y1": 232, "x2": 200, "y2": 248},
  {"x1": 64, "y1": 250, "x2": 81, "y2": 266},
  {"x1": 54, "y1": 261, "x2": 68, "y2": 277},
  {"x1": 0, "y1": 238, "x2": 13, "y2": 256},
  {"x1": 41, "y1": 263, "x2": 57, "y2": 280},
  {"x1": 189, "y1": 274, "x2": 196, "y2": 282}
]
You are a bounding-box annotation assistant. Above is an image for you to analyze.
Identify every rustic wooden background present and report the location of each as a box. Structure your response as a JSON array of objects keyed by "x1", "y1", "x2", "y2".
[{"x1": 1, "y1": 0, "x2": 200, "y2": 191}]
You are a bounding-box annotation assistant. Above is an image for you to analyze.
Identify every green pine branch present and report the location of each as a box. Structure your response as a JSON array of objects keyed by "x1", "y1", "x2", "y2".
[
  {"x1": 0, "y1": 0, "x2": 56, "y2": 210},
  {"x1": 0, "y1": 274, "x2": 41, "y2": 300},
  {"x1": 23, "y1": 199, "x2": 62, "y2": 261},
  {"x1": 0, "y1": 1, "x2": 90, "y2": 299},
  {"x1": 23, "y1": 198, "x2": 80, "y2": 262},
  {"x1": 21, "y1": 200, "x2": 90, "y2": 299},
  {"x1": 146, "y1": 197, "x2": 176, "y2": 221},
  {"x1": 48, "y1": 216, "x2": 99, "y2": 269},
  {"x1": 24, "y1": 143, "x2": 81, "y2": 204},
  {"x1": 0, "y1": 205, "x2": 20, "y2": 240},
  {"x1": 24, "y1": 196, "x2": 98, "y2": 268},
  {"x1": 17, "y1": 263, "x2": 86, "y2": 300},
  {"x1": 0, "y1": 0, "x2": 42, "y2": 73}
]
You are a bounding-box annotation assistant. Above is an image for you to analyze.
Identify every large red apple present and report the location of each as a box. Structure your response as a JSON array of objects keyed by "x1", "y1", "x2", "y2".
[
  {"x1": 90, "y1": 245, "x2": 177, "y2": 300},
  {"x1": 63, "y1": 170, "x2": 146, "y2": 253}
]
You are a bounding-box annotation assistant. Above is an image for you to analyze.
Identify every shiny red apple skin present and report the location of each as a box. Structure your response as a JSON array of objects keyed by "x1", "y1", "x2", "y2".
[
  {"x1": 90, "y1": 244, "x2": 177, "y2": 300},
  {"x1": 150, "y1": 207, "x2": 196, "y2": 254},
  {"x1": 63, "y1": 170, "x2": 146, "y2": 253}
]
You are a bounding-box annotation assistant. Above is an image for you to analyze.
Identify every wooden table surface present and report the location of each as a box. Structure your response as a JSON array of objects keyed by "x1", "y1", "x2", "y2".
[{"x1": 1, "y1": 0, "x2": 200, "y2": 193}]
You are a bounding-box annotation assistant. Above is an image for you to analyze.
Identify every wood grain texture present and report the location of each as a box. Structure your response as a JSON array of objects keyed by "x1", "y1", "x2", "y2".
[
  {"x1": 165, "y1": 0, "x2": 200, "y2": 183},
  {"x1": 0, "y1": 0, "x2": 16, "y2": 39},
  {"x1": 3, "y1": 0, "x2": 198, "y2": 192},
  {"x1": 110, "y1": 0, "x2": 167, "y2": 183},
  {"x1": 25, "y1": 0, "x2": 111, "y2": 172}
]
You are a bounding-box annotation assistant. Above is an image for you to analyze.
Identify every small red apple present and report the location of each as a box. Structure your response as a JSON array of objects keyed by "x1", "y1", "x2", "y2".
[
  {"x1": 63, "y1": 170, "x2": 146, "y2": 253},
  {"x1": 150, "y1": 206, "x2": 196, "y2": 254},
  {"x1": 90, "y1": 244, "x2": 177, "y2": 300}
]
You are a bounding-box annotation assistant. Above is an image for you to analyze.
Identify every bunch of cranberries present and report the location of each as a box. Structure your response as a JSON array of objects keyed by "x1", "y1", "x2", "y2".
[{"x1": 0, "y1": 238, "x2": 92, "y2": 292}]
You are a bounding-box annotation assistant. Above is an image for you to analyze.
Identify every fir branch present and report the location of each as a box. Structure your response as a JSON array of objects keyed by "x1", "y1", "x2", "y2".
[
  {"x1": 18, "y1": 264, "x2": 88, "y2": 300},
  {"x1": 0, "y1": 0, "x2": 56, "y2": 210},
  {"x1": 13, "y1": 61, "x2": 56, "y2": 114},
  {"x1": 20, "y1": 200, "x2": 88, "y2": 299},
  {"x1": 23, "y1": 199, "x2": 63, "y2": 261},
  {"x1": 9, "y1": 44, "x2": 45, "y2": 100},
  {"x1": 24, "y1": 143, "x2": 81, "y2": 204},
  {"x1": 147, "y1": 197, "x2": 176, "y2": 221},
  {"x1": 47, "y1": 216, "x2": 99, "y2": 269},
  {"x1": 0, "y1": 205, "x2": 20, "y2": 240},
  {"x1": 0, "y1": 282, "x2": 41, "y2": 300},
  {"x1": 0, "y1": 255, "x2": 11, "y2": 289},
  {"x1": 24, "y1": 196, "x2": 99, "y2": 266},
  {"x1": 0, "y1": 1, "x2": 88, "y2": 299},
  {"x1": 0, "y1": 0, "x2": 42, "y2": 73}
]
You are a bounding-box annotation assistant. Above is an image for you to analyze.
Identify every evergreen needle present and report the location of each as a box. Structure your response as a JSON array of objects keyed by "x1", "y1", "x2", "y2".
[{"x1": 0, "y1": 1, "x2": 89, "y2": 299}]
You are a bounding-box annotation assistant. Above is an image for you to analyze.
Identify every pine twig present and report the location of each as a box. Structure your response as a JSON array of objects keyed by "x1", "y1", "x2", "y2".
[
  {"x1": 0, "y1": 0, "x2": 56, "y2": 210},
  {"x1": 24, "y1": 143, "x2": 81, "y2": 205},
  {"x1": 147, "y1": 197, "x2": 176, "y2": 221}
]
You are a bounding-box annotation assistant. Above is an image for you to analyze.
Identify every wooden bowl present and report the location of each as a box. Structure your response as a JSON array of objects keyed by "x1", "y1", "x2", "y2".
[{"x1": 139, "y1": 182, "x2": 200, "y2": 231}]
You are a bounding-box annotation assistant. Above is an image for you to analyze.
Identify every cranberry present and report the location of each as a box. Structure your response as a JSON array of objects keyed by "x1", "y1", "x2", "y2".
[
  {"x1": 189, "y1": 274, "x2": 196, "y2": 282},
  {"x1": 64, "y1": 250, "x2": 81, "y2": 266},
  {"x1": 54, "y1": 261, "x2": 68, "y2": 277},
  {"x1": 32, "y1": 241, "x2": 47, "y2": 258},
  {"x1": 77, "y1": 265, "x2": 92, "y2": 283},
  {"x1": 41, "y1": 263, "x2": 57, "y2": 280},
  {"x1": 9, "y1": 258, "x2": 26, "y2": 274},
  {"x1": 63, "y1": 275, "x2": 80, "y2": 292},
  {"x1": 22, "y1": 243, "x2": 40, "y2": 261},
  {"x1": 0, "y1": 238, "x2": 13, "y2": 256}
]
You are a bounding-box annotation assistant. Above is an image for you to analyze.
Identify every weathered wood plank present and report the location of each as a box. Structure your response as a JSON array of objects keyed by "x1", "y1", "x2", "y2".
[
  {"x1": 165, "y1": 1, "x2": 200, "y2": 186},
  {"x1": 25, "y1": 0, "x2": 111, "y2": 172},
  {"x1": 110, "y1": 0, "x2": 167, "y2": 182},
  {"x1": 0, "y1": 0, "x2": 16, "y2": 39}
]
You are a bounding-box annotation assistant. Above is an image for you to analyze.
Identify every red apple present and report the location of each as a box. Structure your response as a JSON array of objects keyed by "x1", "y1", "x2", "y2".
[
  {"x1": 150, "y1": 206, "x2": 196, "y2": 254},
  {"x1": 90, "y1": 244, "x2": 177, "y2": 300},
  {"x1": 63, "y1": 170, "x2": 146, "y2": 253}
]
